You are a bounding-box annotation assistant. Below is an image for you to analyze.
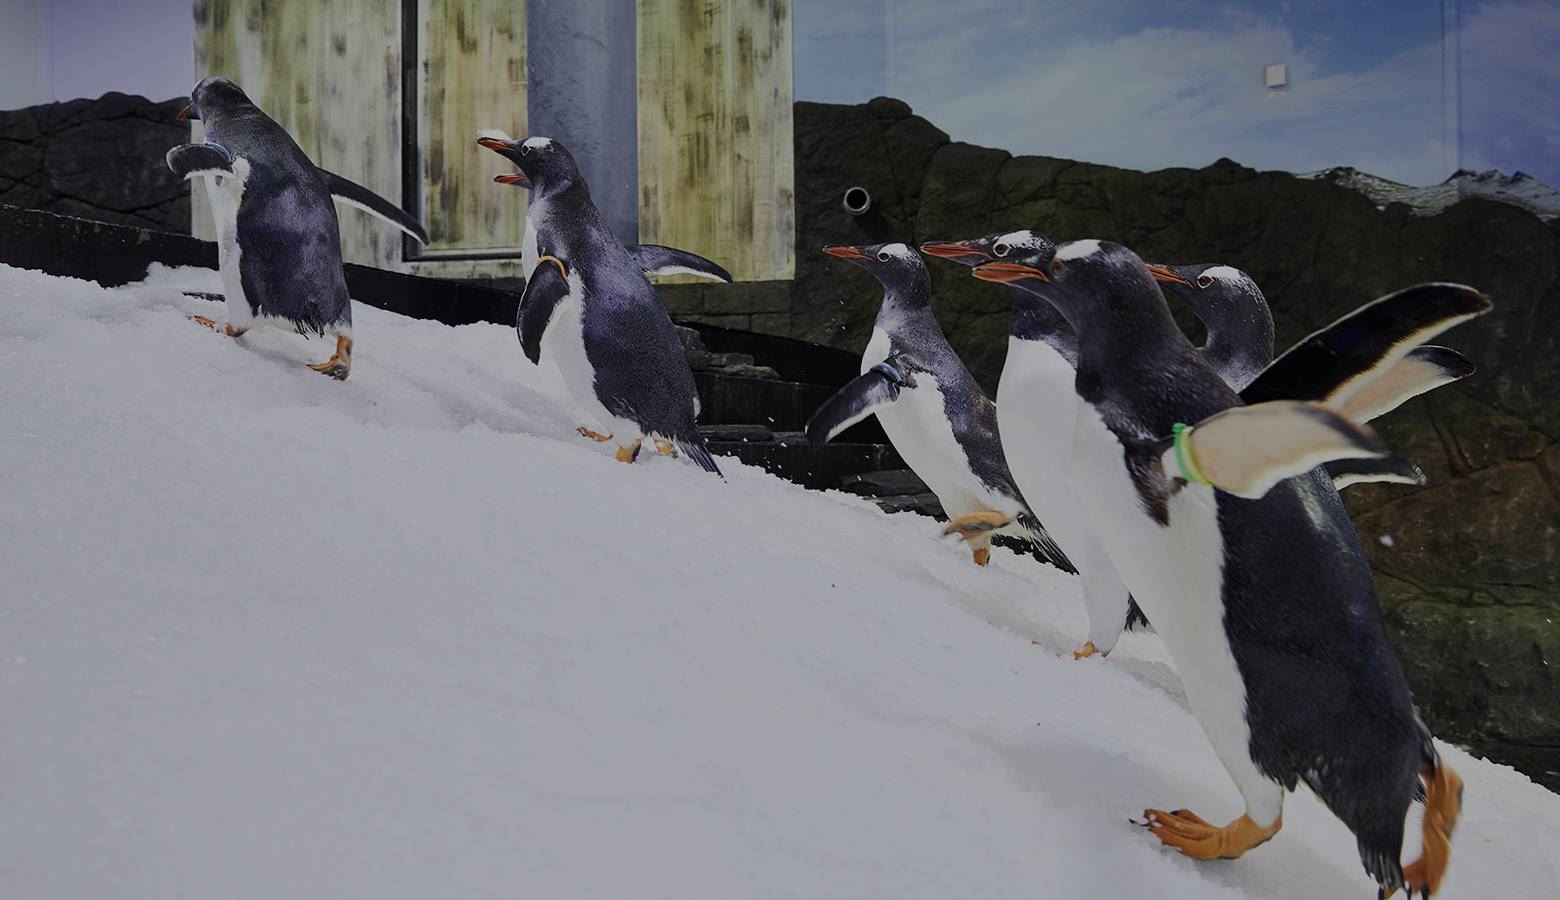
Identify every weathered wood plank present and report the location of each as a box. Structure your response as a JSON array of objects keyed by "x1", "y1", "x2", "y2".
[
  {"x1": 638, "y1": 0, "x2": 796, "y2": 282},
  {"x1": 418, "y1": 0, "x2": 527, "y2": 255}
]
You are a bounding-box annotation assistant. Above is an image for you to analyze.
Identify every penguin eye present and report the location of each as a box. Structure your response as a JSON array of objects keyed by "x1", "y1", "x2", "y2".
[
  {"x1": 877, "y1": 251, "x2": 891, "y2": 262},
  {"x1": 1051, "y1": 259, "x2": 1067, "y2": 277},
  {"x1": 993, "y1": 242, "x2": 1011, "y2": 257},
  {"x1": 519, "y1": 145, "x2": 531, "y2": 157},
  {"x1": 1196, "y1": 273, "x2": 1214, "y2": 289}
]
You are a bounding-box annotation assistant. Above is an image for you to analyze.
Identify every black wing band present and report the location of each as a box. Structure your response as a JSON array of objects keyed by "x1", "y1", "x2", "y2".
[
  {"x1": 165, "y1": 142, "x2": 233, "y2": 180},
  {"x1": 804, "y1": 361, "x2": 914, "y2": 444},
  {"x1": 517, "y1": 256, "x2": 571, "y2": 365}
]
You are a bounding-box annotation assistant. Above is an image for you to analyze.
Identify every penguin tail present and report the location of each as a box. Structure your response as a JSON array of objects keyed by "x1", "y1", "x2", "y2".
[
  {"x1": 1123, "y1": 596, "x2": 1153, "y2": 632},
  {"x1": 677, "y1": 437, "x2": 725, "y2": 478},
  {"x1": 1015, "y1": 512, "x2": 1076, "y2": 574}
]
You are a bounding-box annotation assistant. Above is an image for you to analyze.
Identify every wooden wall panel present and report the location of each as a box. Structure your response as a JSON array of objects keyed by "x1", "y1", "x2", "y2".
[
  {"x1": 417, "y1": 0, "x2": 527, "y2": 256},
  {"x1": 192, "y1": 0, "x2": 402, "y2": 270},
  {"x1": 637, "y1": 0, "x2": 796, "y2": 283}
]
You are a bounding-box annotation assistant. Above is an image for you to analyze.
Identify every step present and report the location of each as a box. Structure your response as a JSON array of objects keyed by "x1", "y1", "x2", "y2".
[
  {"x1": 705, "y1": 432, "x2": 897, "y2": 489},
  {"x1": 838, "y1": 469, "x2": 929, "y2": 498}
]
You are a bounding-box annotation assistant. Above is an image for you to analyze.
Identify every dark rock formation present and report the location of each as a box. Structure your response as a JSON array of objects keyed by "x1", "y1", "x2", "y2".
[
  {"x1": 0, "y1": 93, "x2": 190, "y2": 233},
  {"x1": 665, "y1": 97, "x2": 1560, "y2": 791}
]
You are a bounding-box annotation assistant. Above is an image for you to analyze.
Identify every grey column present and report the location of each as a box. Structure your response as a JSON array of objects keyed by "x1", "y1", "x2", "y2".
[{"x1": 527, "y1": 0, "x2": 638, "y2": 242}]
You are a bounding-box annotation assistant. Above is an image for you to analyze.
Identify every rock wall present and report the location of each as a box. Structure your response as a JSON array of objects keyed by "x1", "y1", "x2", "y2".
[
  {"x1": 0, "y1": 93, "x2": 189, "y2": 233},
  {"x1": 663, "y1": 97, "x2": 1560, "y2": 791}
]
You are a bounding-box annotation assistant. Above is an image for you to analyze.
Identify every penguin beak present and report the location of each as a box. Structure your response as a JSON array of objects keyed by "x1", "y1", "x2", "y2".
[
  {"x1": 1145, "y1": 264, "x2": 1193, "y2": 287},
  {"x1": 972, "y1": 261, "x2": 1049, "y2": 284},
  {"x1": 476, "y1": 136, "x2": 511, "y2": 153},
  {"x1": 177, "y1": 105, "x2": 193, "y2": 121},
  {"x1": 494, "y1": 172, "x2": 529, "y2": 185},
  {"x1": 823, "y1": 245, "x2": 870, "y2": 261},
  {"x1": 920, "y1": 240, "x2": 989, "y2": 262}
]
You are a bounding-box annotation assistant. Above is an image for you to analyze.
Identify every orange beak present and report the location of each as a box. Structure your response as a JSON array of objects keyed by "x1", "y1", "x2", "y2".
[
  {"x1": 1145, "y1": 264, "x2": 1193, "y2": 287},
  {"x1": 972, "y1": 261, "x2": 1048, "y2": 284},
  {"x1": 476, "y1": 136, "x2": 510, "y2": 153},
  {"x1": 493, "y1": 172, "x2": 528, "y2": 185},
  {"x1": 823, "y1": 245, "x2": 869, "y2": 261},
  {"x1": 177, "y1": 105, "x2": 192, "y2": 121},
  {"x1": 920, "y1": 241, "x2": 989, "y2": 260}
]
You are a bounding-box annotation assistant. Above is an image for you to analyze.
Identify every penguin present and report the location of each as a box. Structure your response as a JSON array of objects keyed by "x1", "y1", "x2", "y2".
[
  {"x1": 478, "y1": 134, "x2": 721, "y2": 475},
  {"x1": 169, "y1": 76, "x2": 427, "y2": 379},
  {"x1": 921, "y1": 231, "x2": 1131, "y2": 653},
  {"x1": 1146, "y1": 262, "x2": 1476, "y2": 421},
  {"x1": 802, "y1": 242, "x2": 1071, "y2": 572},
  {"x1": 975, "y1": 239, "x2": 1478, "y2": 897}
]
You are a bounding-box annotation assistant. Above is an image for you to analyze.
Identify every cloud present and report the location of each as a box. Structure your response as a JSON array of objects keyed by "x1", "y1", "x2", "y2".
[
  {"x1": 877, "y1": 7, "x2": 1452, "y2": 184},
  {"x1": 1457, "y1": 0, "x2": 1560, "y2": 185}
]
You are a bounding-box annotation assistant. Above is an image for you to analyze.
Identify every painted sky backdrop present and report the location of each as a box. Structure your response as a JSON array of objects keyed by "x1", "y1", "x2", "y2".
[
  {"x1": 0, "y1": 0, "x2": 1552, "y2": 187},
  {"x1": 795, "y1": 0, "x2": 1559, "y2": 187}
]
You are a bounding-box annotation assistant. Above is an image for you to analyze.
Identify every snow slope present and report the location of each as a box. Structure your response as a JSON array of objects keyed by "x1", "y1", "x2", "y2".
[
  {"x1": 1306, "y1": 166, "x2": 1560, "y2": 222},
  {"x1": 1, "y1": 263, "x2": 1556, "y2": 899}
]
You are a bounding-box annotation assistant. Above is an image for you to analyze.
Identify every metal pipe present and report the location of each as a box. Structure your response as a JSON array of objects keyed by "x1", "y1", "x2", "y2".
[{"x1": 842, "y1": 186, "x2": 872, "y2": 216}]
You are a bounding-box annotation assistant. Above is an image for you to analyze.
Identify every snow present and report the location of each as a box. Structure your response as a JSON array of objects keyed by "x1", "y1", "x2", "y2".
[
  {"x1": 1, "y1": 261, "x2": 1557, "y2": 899},
  {"x1": 1306, "y1": 166, "x2": 1560, "y2": 222}
]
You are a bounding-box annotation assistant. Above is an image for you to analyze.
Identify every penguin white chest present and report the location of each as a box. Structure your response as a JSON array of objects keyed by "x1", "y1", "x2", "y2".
[
  {"x1": 201, "y1": 162, "x2": 253, "y2": 330},
  {"x1": 996, "y1": 338, "x2": 1094, "y2": 542},
  {"x1": 544, "y1": 279, "x2": 630, "y2": 437},
  {"x1": 862, "y1": 330, "x2": 986, "y2": 514},
  {"x1": 1071, "y1": 401, "x2": 1276, "y2": 822}
]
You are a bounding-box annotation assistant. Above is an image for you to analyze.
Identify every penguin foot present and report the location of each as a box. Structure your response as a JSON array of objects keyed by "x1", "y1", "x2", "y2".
[
  {"x1": 1385, "y1": 764, "x2": 1463, "y2": 898},
  {"x1": 943, "y1": 511, "x2": 1013, "y2": 539},
  {"x1": 189, "y1": 315, "x2": 244, "y2": 337},
  {"x1": 1066, "y1": 641, "x2": 1106, "y2": 660},
  {"x1": 306, "y1": 335, "x2": 353, "y2": 381},
  {"x1": 615, "y1": 440, "x2": 643, "y2": 464},
  {"x1": 971, "y1": 547, "x2": 991, "y2": 566},
  {"x1": 1140, "y1": 809, "x2": 1281, "y2": 860},
  {"x1": 577, "y1": 427, "x2": 613, "y2": 443},
  {"x1": 654, "y1": 438, "x2": 677, "y2": 458}
]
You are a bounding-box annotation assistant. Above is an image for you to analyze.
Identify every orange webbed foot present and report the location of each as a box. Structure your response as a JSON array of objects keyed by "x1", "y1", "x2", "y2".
[
  {"x1": 1384, "y1": 764, "x2": 1463, "y2": 898},
  {"x1": 1140, "y1": 809, "x2": 1281, "y2": 861},
  {"x1": 577, "y1": 427, "x2": 613, "y2": 443},
  {"x1": 306, "y1": 335, "x2": 353, "y2": 381},
  {"x1": 615, "y1": 439, "x2": 643, "y2": 464}
]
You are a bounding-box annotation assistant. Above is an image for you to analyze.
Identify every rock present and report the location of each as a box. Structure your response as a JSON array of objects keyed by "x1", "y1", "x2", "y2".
[
  {"x1": 874, "y1": 492, "x2": 944, "y2": 518},
  {"x1": 0, "y1": 93, "x2": 189, "y2": 232},
  {"x1": 866, "y1": 96, "x2": 913, "y2": 120}
]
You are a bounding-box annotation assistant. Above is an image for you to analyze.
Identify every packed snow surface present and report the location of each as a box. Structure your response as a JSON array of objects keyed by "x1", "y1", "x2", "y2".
[
  {"x1": 1307, "y1": 166, "x2": 1560, "y2": 222},
  {"x1": 2, "y1": 263, "x2": 1557, "y2": 899}
]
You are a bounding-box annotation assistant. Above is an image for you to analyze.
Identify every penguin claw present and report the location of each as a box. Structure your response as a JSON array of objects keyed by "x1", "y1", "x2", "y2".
[
  {"x1": 577, "y1": 427, "x2": 613, "y2": 443},
  {"x1": 1141, "y1": 809, "x2": 1281, "y2": 860},
  {"x1": 190, "y1": 315, "x2": 243, "y2": 337},
  {"x1": 1067, "y1": 641, "x2": 1106, "y2": 660},
  {"x1": 306, "y1": 336, "x2": 353, "y2": 381}
]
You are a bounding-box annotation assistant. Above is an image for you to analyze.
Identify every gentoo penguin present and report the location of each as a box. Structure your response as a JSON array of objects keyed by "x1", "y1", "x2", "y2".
[
  {"x1": 921, "y1": 231, "x2": 1131, "y2": 653},
  {"x1": 478, "y1": 135, "x2": 721, "y2": 475},
  {"x1": 803, "y1": 242, "x2": 1071, "y2": 571},
  {"x1": 169, "y1": 76, "x2": 427, "y2": 379},
  {"x1": 978, "y1": 239, "x2": 1478, "y2": 897},
  {"x1": 1147, "y1": 262, "x2": 1476, "y2": 418}
]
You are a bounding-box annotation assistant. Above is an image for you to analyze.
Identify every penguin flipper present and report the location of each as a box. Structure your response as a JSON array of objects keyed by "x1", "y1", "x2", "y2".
[
  {"x1": 629, "y1": 245, "x2": 734, "y2": 283},
  {"x1": 1327, "y1": 456, "x2": 1428, "y2": 490},
  {"x1": 1161, "y1": 400, "x2": 1397, "y2": 499},
  {"x1": 165, "y1": 142, "x2": 234, "y2": 180},
  {"x1": 1336, "y1": 345, "x2": 1475, "y2": 424},
  {"x1": 320, "y1": 169, "x2": 431, "y2": 245},
  {"x1": 517, "y1": 256, "x2": 572, "y2": 365},
  {"x1": 804, "y1": 361, "x2": 916, "y2": 444},
  {"x1": 1240, "y1": 283, "x2": 1490, "y2": 411}
]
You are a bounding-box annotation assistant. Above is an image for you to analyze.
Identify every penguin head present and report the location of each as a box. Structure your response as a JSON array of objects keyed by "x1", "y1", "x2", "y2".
[
  {"x1": 920, "y1": 229, "x2": 1055, "y2": 268},
  {"x1": 822, "y1": 242, "x2": 932, "y2": 306},
  {"x1": 179, "y1": 76, "x2": 253, "y2": 122},
  {"x1": 973, "y1": 239, "x2": 1158, "y2": 330},
  {"x1": 1145, "y1": 262, "x2": 1263, "y2": 308},
  {"x1": 477, "y1": 135, "x2": 580, "y2": 193}
]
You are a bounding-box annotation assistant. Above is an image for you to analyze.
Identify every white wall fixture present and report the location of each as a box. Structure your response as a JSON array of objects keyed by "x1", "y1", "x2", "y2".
[{"x1": 1265, "y1": 63, "x2": 1288, "y2": 89}]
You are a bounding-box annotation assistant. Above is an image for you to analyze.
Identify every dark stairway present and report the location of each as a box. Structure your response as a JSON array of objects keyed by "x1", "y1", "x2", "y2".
[{"x1": 679, "y1": 323, "x2": 937, "y2": 516}]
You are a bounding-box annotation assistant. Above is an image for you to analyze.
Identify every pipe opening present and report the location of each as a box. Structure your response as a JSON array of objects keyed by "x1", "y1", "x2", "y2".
[{"x1": 842, "y1": 186, "x2": 872, "y2": 216}]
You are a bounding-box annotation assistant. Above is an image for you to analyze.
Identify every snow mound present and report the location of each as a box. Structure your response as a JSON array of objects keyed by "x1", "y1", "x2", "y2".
[
  {"x1": 1, "y1": 263, "x2": 1556, "y2": 898},
  {"x1": 1306, "y1": 166, "x2": 1560, "y2": 222}
]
